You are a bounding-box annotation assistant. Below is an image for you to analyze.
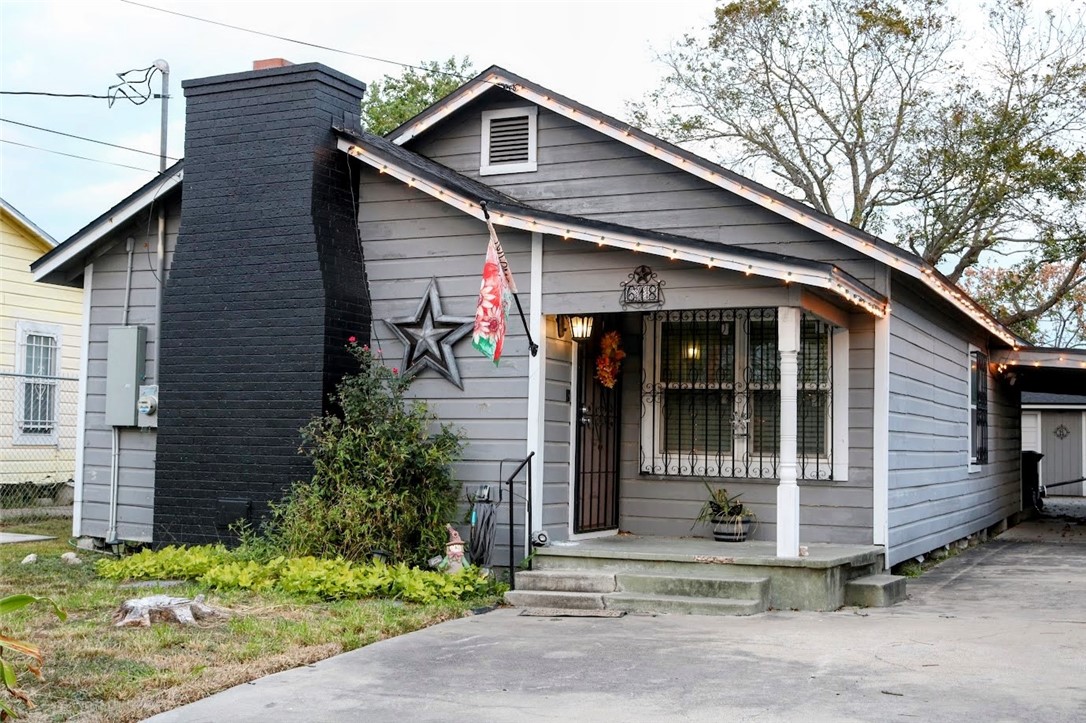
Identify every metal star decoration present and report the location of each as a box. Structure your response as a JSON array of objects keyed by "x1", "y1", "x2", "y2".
[{"x1": 385, "y1": 278, "x2": 473, "y2": 389}]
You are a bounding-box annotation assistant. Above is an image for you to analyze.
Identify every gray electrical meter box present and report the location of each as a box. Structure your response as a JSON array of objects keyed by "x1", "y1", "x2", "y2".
[{"x1": 105, "y1": 326, "x2": 146, "y2": 427}]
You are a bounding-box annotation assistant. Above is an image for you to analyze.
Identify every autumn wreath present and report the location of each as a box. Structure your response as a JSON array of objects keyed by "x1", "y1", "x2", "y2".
[{"x1": 595, "y1": 330, "x2": 626, "y2": 389}]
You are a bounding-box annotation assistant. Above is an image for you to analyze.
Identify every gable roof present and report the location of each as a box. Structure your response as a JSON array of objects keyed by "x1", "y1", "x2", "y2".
[
  {"x1": 1, "y1": 197, "x2": 57, "y2": 249},
  {"x1": 336, "y1": 127, "x2": 888, "y2": 317},
  {"x1": 389, "y1": 66, "x2": 1021, "y2": 347},
  {"x1": 32, "y1": 161, "x2": 184, "y2": 286}
]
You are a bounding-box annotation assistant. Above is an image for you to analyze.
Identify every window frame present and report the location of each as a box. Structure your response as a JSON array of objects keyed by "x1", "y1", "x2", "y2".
[
  {"x1": 480, "y1": 106, "x2": 538, "y2": 176},
  {"x1": 640, "y1": 309, "x2": 840, "y2": 480},
  {"x1": 967, "y1": 346, "x2": 988, "y2": 471},
  {"x1": 12, "y1": 320, "x2": 62, "y2": 446}
]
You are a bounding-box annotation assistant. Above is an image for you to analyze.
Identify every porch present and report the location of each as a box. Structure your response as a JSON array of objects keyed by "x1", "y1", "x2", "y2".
[{"x1": 506, "y1": 534, "x2": 903, "y2": 614}]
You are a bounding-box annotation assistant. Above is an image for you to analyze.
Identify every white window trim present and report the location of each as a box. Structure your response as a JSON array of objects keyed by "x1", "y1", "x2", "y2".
[
  {"x1": 480, "y1": 106, "x2": 538, "y2": 176},
  {"x1": 967, "y1": 344, "x2": 984, "y2": 473},
  {"x1": 640, "y1": 311, "x2": 844, "y2": 480},
  {"x1": 12, "y1": 320, "x2": 62, "y2": 446}
]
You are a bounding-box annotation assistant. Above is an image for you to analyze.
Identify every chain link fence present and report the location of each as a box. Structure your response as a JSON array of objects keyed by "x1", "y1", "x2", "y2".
[{"x1": 0, "y1": 372, "x2": 79, "y2": 527}]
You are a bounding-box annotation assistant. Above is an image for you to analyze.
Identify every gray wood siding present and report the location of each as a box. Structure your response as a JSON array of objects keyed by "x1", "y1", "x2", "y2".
[
  {"x1": 80, "y1": 201, "x2": 180, "y2": 542},
  {"x1": 358, "y1": 168, "x2": 532, "y2": 567},
  {"x1": 887, "y1": 282, "x2": 1020, "y2": 566},
  {"x1": 409, "y1": 95, "x2": 883, "y2": 291},
  {"x1": 543, "y1": 322, "x2": 572, "y2": 541}
]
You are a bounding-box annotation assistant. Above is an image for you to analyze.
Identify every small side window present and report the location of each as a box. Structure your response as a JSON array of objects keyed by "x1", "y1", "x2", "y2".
[
  {"x1": 480, "y1": 107, "x2": 537, "y2": 176},
  {"x1": 969, "y1": 349, "x2": 988, "y2": 467}
]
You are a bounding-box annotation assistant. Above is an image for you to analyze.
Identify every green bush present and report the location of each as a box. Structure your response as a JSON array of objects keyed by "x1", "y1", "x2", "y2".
[
  {"x1": 268, "y1": 343, "x2": 463, "y2": 566},
  {"x1": 95, "y1": 546, "x2": 503, "y2": 603},
  {"x1": 96, "y1": 545, "x2": 230, "y2": 581}
]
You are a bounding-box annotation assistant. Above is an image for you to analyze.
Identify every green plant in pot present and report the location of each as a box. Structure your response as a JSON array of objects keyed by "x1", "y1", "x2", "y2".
[{"x1": 692, "y1": 482, "x2": 756, "y2": 542}]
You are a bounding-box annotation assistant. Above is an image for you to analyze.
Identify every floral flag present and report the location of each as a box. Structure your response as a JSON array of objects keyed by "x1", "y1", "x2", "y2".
[{"x1": 472, "y1": 221, "x2": 517, "y2": 364}]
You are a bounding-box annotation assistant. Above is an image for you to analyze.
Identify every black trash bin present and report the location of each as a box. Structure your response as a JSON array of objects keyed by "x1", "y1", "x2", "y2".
[{"x1": 1022, "y1": 450, "x2": 1044, "y2": 511}]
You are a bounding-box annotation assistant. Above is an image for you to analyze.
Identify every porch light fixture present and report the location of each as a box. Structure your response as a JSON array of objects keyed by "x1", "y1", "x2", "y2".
[{"x1": 559, "y1": 315, "x2": 595, "y2": 342}]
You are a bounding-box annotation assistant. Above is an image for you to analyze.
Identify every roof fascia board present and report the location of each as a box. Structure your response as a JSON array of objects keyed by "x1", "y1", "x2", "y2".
[
  {"x1": 993, "y1": 348, "x2": 1086, "y2": 370},
  {"x1": 1, "y1": 198, "x2": 57, "y2": 248},
  {"x1": 391, "y1": 72, "x2": 1018, "y2": 346},
  {"x1": 1022, "y1": 404, "x2": 1086, "y2": 410},
  {"x1": 32, "y1": 169, "x2": 183, "y2": 283},
  {"x1": 340, "y1": 138, "x2": 887, "y2": 318}
]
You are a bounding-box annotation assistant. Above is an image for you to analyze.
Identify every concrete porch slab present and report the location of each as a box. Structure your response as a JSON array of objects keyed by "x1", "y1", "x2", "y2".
[{"x1": 532, "y1": 534, "x2": 890, "y2": 611}]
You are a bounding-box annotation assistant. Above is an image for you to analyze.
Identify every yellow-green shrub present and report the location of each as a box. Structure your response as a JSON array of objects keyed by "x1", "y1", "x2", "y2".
[{"x1": 96, "y1": 546, "x2": 503, "y2": 603}]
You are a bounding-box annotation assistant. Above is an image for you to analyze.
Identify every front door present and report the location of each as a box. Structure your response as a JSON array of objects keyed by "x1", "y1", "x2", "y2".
[{"x1": 574, "y1": 330, "x2": 621, "y2": 533}]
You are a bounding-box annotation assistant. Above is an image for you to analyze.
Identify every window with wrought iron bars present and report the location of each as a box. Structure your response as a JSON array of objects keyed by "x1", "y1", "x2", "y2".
[
  {"x1": 639, "y1": 308, "x2": 833, "y2": 479},
  {"x1": 14, "y1": 323, "x2": 60, "y2": 443},
  {"x1": 969, "y1": 349, "x2": 988, "y2": 467}
]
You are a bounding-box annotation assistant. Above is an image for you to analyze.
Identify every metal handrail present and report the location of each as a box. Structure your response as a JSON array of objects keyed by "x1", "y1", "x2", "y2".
[{"x1": 498, "y1": 452, "x2": 534, "y2": 590}]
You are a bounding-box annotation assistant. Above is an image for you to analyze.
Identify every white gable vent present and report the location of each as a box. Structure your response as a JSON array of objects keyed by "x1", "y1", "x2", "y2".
[{"x1": 480, "y1": 106, "x2": 538, "y2": 175}]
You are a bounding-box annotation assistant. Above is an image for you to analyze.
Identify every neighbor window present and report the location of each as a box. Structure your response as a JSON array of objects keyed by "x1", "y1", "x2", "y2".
[
  {"x1": 14, "y1": 321, "x2": 60, "y2": 445},
  {"x1": 480, "y1": 107, "x2": 538, "y2": 175},
  {"x1": 969, "y1": 349, "x2": 988, "y2": 467},
  {"x1": 640, "y1": 309, "x2": 833, "y2": 479}
]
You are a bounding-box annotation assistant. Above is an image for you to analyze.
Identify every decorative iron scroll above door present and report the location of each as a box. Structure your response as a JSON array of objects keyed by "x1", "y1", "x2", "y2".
[{"x1": 620, "y1": 264, "x2": 665, "y2": 308}]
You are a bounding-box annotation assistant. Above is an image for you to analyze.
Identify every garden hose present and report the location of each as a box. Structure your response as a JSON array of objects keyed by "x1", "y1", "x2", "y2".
[{"x1": 469, "y1": 500, "x2": 497, "y2": 568}]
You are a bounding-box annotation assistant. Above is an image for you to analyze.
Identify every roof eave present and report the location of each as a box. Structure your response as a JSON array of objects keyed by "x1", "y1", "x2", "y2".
[
  {"x1": 338, "y1": 136, "x2": 888, "y2": 318},
  {"x1": 32, "y1": 164, "x2": 184, "y2": 286},
  {"x1": 389, "y1": 67, "x2": 1021, "y2": 346}
]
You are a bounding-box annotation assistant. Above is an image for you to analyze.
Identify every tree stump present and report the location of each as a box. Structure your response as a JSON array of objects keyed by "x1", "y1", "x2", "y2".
[{"x1": 113, "y1": 594, "x2": 221, "y2": 627}]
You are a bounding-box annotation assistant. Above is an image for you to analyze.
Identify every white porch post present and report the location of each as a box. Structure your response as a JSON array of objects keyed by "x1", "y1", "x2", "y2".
[
  {"x1": 527, "y1": 232, "x2": 546, "y2": 537},
  {"x1": 777, "y1": 307, "x2": 801, "y2": 557}
]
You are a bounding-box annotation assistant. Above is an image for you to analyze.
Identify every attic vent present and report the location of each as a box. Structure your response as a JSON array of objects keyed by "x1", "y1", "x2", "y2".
[{"x1": 481, "y1": 107, "x2": 538, "y2": 176}]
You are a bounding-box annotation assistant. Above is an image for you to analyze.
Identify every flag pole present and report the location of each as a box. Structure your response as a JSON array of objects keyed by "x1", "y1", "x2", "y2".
[{"x1": 481, "y1": 202, "x2": 538, "y2": 357}]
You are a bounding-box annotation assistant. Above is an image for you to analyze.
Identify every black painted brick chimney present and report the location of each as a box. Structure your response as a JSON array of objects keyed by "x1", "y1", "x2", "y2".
[{"x1": 154, "y1": 63, "x2": 370, "y2": 543}]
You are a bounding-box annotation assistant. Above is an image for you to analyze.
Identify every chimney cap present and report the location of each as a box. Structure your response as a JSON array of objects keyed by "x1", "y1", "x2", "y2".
[{"x1": 253, "y1": 58, "x2": 294, "y2": 71}]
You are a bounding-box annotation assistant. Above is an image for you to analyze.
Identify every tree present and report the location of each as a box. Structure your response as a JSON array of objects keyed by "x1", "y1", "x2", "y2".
[
  {"x1": 635, "y1": 0, "x2": 1086, "y2": 345},
  {"x1": 360, "y1": 57, "x2": 475, "y2": 136}
]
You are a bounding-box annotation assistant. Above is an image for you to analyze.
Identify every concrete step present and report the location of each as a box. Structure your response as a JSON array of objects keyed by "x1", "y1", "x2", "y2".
[
  {"x1": 504, "y1": 589, "x2": 606, "y2": 610},
  {"x1": 616, "y1": 573, "x2": 768, "y2": 602},
  {"x1": 844, "y1": 573, "x2": 907, "y2": 608},
  {"x1": 515, "y1": 570, "x2": 617, "y2": 593},
  {"x1": 605, "y1": 592, "x2": 765, "y2": 616}
]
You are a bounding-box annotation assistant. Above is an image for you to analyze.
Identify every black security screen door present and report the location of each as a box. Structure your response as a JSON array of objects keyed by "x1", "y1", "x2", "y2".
[{"x1": 574, "y1": 330, "x2": 621, "y2": 534}]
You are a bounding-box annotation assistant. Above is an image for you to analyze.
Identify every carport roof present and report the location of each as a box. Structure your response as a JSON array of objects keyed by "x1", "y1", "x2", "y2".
[{"x1": 993, "y1": 347, "x2": 1086, "y2": 395}]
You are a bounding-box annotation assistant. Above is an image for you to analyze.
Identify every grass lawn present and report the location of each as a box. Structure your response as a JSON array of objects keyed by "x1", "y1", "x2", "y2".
[{"x1": 1, "y1": 518, "x2": 501, "y2": 722}]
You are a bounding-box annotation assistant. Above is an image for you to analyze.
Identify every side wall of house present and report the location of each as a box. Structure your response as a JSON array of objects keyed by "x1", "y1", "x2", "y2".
[
  {"x1": 1, "y1": 213, "x2": 83, "y2": 486},
  {"x1": 887, "y1": 280, "x2": 1020, "y2": 566},
  {"x1": 408, "y1": 92, "x2": 884, "y2": 293},
  {"x1": 357, "y1": 168, "x2": 533, "y2": 566},
  {"x1": 79, "y1": 198, "x2": 180, "y2": 541}
]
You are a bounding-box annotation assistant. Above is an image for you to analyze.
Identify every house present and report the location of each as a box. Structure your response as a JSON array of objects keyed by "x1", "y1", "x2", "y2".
[
  {"x1": 1, "y1": 198, "x2": 82, "y2": 504},
  {"x1": 1022, "y1": 392, "x2": 1086, "y2": 498},
  {"x1": 30, "y1": 61, "x2": 1086, "y2": 607}
]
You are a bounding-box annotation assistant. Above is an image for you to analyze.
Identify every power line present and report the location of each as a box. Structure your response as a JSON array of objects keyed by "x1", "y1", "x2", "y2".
[
  {"x1": 0, "y1": 91, "x2": 112, "y2": 99},
  {"x1": 1, "y1": 117, "x2": 179, "y2": 161},
  {"x1": 120, "y1": 0, "x2": 473, "y2": 81},
  {"x1": 1, "y1": 139, "x2": 156, "y2": 173}
]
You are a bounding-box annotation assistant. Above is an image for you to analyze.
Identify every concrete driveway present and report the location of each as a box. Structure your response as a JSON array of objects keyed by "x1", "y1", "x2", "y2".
[{"x1": 147, "y1": 513, "x2": 1086, "y2": 723}]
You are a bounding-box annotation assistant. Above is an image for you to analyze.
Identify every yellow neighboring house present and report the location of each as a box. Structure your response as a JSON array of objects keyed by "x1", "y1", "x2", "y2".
[{"x1": 1, "y1": 198, "x2": 83, "y2": 494}]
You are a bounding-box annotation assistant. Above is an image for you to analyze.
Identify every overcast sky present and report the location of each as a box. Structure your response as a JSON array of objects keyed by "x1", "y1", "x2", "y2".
[{"x1": 0, "y1": 0, "x2": 717, "y2": 241}]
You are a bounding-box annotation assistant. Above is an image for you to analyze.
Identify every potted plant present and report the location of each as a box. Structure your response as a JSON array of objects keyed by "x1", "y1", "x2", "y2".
[{"x1": 692, "y1": 482, "x2": 756, "y2": 542}]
